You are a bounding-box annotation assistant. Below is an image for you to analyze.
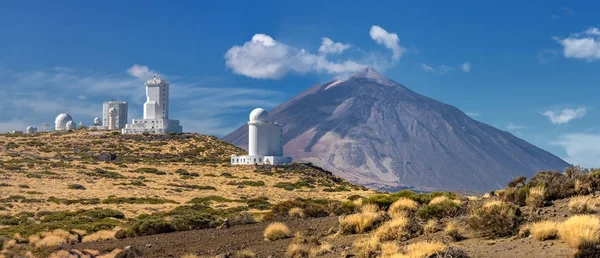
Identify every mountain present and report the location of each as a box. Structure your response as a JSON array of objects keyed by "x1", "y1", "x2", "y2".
[{"x1": 224, "y1": 68, "x2": 570, "y2": 192}]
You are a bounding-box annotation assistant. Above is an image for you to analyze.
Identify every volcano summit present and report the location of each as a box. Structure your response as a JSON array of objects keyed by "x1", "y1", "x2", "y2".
[{"x1": 224, "y1": 68, "x2": 569, "y2": 192}]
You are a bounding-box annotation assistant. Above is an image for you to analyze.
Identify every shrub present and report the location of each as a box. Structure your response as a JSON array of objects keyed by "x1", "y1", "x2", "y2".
[
  {"x1": 373, "y1": 215, "x2": 419, "y2": 242},
  {"x1": 467, "y1": 200, "x2": 521, "y2": 237},
  {"x1": 445, "y1": 220, "x2": 463, "y2": 241},
  {"x1": 498, "y1": 186, "x2": 529, "y2": 206},
  {"x1": 131, "y1": 218, "x2": 175, "y2": 236},
  {"x1": 568, "y1": 196, "x2": 597, "y2": 214},
  {"x1": 416, "y1": 200, "x2": 461, "y2": 220},
  {"x1": 558, "y1": 215, "x2": 600, "y2": 250},
  {"x1": 530, "y1": 221, "x2": 559, "y2": 241},
  {"x1": 285, "y1": 244, "x2": 310, "y2": 258},
  {"x1": 352, "y1": 237, "x2": 380, "y2": 258},
  {"x1": 424, "y1": 219, "x2": 438, "y2": 234},
  {"x1": 236, "y1": 250, "x2": 256, "y2": 258},
  {"x1": 133, "y1": 167, "x2": 166, "y2": 175},
  {"x1": 274, "y1": 181, "x2": 310, "y2": 191},
  {"x1": 264, "y1": 222, "x2": 291, "y2": 241},
  {"x1": 508, "y1": 176, "x2": 527, "y2": 188},
  {"x1": 402, "y1": 241, "x2": 447, "y2": 258},
  {"x1": 387, "y1": 198, "x2": 418, "y2": 218},
  {"x1": 527, "y1": 171, "x2": 575, "y2": 200},
  {"x1": 84, "y1": 209, "x2": 125, "y2": 219},
  {"x1": 81, "y1": 229, "x2": 116, "y2": 242},
  {"x1": 288, "y1": 207, "x2": 306, "y2": 218},
  {"x1": 338, "y1": 208, "x2": 386, "y2": 235},
  {"x1": 526, "y1": 185, "x2": 545, "y2": 207},
  {"x1": 102, "y1": 197, "x2": 177, "y2": 205},
  {"x1": 246, "y1": 197, "x2": 272, "y2": 210}
]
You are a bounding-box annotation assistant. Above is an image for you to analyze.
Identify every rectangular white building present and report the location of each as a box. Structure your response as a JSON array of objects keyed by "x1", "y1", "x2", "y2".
[{"x1": 102, "y1": 100, "x2": 128, "y2": 129}]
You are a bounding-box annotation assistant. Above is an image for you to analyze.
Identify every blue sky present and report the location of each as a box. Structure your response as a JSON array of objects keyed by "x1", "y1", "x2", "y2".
[{"x1": 1, "y1": 1, "x2": 599, "y2": 167}]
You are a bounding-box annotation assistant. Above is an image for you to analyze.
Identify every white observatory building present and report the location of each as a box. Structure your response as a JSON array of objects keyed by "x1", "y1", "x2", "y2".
[
  {"x1": 102, "y1": 100, "x2": 128, "y2": 130},
  {"x1": 26, "y1": 126, "x2": 37, "y2": 134},
  {"x1": 122, "y1": 74, "x2": 183, "y2": 134},
  {"x1": 54, "y1": 113, "x2": 74, "y2": 131},
  {"x1": 231, "y1": 108, "x2": 292, "y2": 165}
]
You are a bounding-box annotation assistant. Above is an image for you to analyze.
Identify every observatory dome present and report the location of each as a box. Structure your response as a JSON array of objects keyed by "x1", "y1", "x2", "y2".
[
  {"x1": 249, "y1": 108, "x2": 269, "y2": 123},
  {"x1": 55, "y1": 113, "x2": 73, "y2": 125},
  {"x1": 108, "y1": 107, "x2": 117, "y2": 115}
]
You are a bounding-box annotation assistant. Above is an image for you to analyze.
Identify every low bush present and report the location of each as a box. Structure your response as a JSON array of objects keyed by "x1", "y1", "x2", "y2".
[
  {"x1": 416, "y1": 200, "x2": 461, "y2": 220},
  {"x1": 387, "y1": 198, "x2": 418, "y2": 218},
  {"x1": 285, "y1": 244, "x2": 310, "y2": 258},
  {"x1": 373, "y1": 215, "x2": 419, "y2": 242},
  {"x1": 130, "y1": 218, "x2": 175, "y2": 236},
  {"x1": 568, "y1": 196, "x2": 597, "y2": 214},
  {"x1": 467, "y1": 201, "x2": 521, "y2": 237},
  {"x1": 246, "y1": 197, "x2": 272, "y2": 210},
  {"x1": 558, "y1": 215, "x2": 600, "y2": 250},
  {"x1": 530, "y1": 220, "x2": 559, "y2": 241},
  {"x1": 264, "y1": 222, "x2": 291, "y2": 241},
  {"x1": 101, "y1": 197, "x2": 178, "y2": 205},
  {"x1": 338, "y1": 206, "x2": 386, "y2": 235},
  {"x1": 133, "y1": 167, "x2": 166, "y2": 175},
  {"x1": 67, "y1": 184, "x2": 86, "y2": 190},
  {"x1": 445, "y1": 220, "x2": 463, "y2": 241},
  {"x1": 84, "y1": 209, "x2": 125, "y2": 220},
  {"x1": 526, "y1": 185, "x2": 545, "y2": 208},
  {"x1": 274, "y1": 181, "x2": 311, "y2": 191}
]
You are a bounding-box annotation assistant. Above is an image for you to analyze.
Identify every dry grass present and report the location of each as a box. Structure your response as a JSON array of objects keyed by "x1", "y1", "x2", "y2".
[
  {"x1": 180, "y1": 254, "x2": 199, "y2": 258},
  {"x1": 236, "y1": 249, "x2": 256, "y2": 258},
  {"x1": 82, "y1": 230, "x2": 117, "y2": 242},
  {"x1": 526, "y1": 185, "x2": 546, "y2": 207},
  {"x1": 264, "y1": 222, "x2": 292, "y2": 241},
  {"x1": 361, "y1": 204, "x2": 380, "y2": 213},
  {"x1": 339, "y1": 209, "x2": 386, "y2": 234},
  {"x1": 482, "y1": 200, "x2": 505, "y2": 209},
  {"x1": 310, "y1": 243, "x2": 332, "y2": 257},
  {"x1": 285, "y1": 244, "x2": 310, "y2": 258},
  {"x1": 35, "y1": 235, "x2": 66, "y2": 248},
  {"x1": 530, "y1": 221, "x2": 559, "y2": 241},
  {"x1": 424, "y1": 219, "x2": 438, "y2": 234},
  {"x1": 380, "y1": 241, "x2": 400, "y2": 257},
  {"x1": 558, "y1": 215, "x2": 600, "y2": 249},
  {"x1": 388, "y1": 198, "x2": 418, "y2": 218},
  {"x1": 288, "y1": 207, "x2": 306, "y2": 218},
  {"x1": 392, "y1": 241, "x2": 447, "y2": 258},
  {"x1": 568, "y1": 196, "x2": 597, "y2": 214},
  {"x1": 352, "y1": 236, "x2": 380, "y2": 258},
  {"x1": 429, "y1": 196, "x2": 450, "y2": 205},
  {"x1": 445, "y1": 221, "x2": 462, "y2": 241},
  {"x1": 373, "y1": 215, "x2": 417, "y2": 242}
]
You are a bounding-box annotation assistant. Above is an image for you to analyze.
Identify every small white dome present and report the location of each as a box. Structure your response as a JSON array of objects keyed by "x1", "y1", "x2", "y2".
[
  {"x1": 249, "y1": 108, "x2": 269, "y2": 122},
  {"x1": 26, "y1": 126, "x2": 33, "y2": 130},
  {"x1": 55, "y1": 113, "x2": 73, "y2": 125},
  {"x1": 93, "y1": 117, "x2": 101, "y2": 125}
]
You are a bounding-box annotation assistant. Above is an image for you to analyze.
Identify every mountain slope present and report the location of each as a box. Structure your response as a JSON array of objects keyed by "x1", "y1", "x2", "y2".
[{"x1": 224, "y1": 68, "x2": 570, "y2": 192}]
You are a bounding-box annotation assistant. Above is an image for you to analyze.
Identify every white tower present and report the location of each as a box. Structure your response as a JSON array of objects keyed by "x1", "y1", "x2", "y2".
[
  {"x1": 231, "y1": 108, "x2": 290, "y2": 165},
  {"x1": 108, "y1": 107, "x2": 117, "y2": 130},
  {"x1": 143, "y1": 74, "x2": 169, "y2": 120},
  {"x1": 102, "y1": 100, "x2": 127, "y2": 129}
]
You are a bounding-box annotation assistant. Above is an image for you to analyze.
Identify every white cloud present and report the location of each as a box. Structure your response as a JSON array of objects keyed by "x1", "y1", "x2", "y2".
[
  {"x1": 556, "y1": 27, "x2": 600, "y2": 61},
  {"x1": 461, "y1": 62, "x2": 471, "y2": 73},
  {"x1": 420, "y1": 63, "x2": 435, "y2": 72},
  {"x1": 439, "y1": 64, "x2": 454, "y2": 73},
  {"x1": 506, "y1": 123, "x2": 527, "y2": 130},
  {"x1": 318, "y1": 37, "x2": 350, "y2": 55},
  {"x1": 127, "y1": 64, "x2": 156, "y2": 80},
  {"x1": 370, "y1": 25, "x2": 406, "y2": 61},
  {"x1": 225, "y1": 26, "x2": 404, "y2": 79},
  {"x1": 552, "y1": 133, "x2": 600, "y2": 168},
  {"x1": 542, "y1": 107, "x2": 586, "y2": 124}
]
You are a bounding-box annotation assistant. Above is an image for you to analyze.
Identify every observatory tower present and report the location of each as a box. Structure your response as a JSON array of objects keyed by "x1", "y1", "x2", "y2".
[
  {"x1": 231, "y1": 108, "x2": 291, "y2": 165},
  {"x1": 102, "y1": 99, "x2": 127, "y2": 129},
  {"x1": 122, "y1": 74, "x2": 183, "y2": 134}
]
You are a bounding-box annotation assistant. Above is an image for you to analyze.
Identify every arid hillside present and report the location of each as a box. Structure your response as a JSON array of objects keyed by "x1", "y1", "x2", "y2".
[{"x1": 0, "y1": 130, "x2": 374, "y2": 257}]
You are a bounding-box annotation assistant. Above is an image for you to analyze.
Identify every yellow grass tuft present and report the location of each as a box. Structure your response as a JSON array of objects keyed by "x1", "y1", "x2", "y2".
[
  {"x1": 180, "y1": 253, "x2": 199, "y2": 258},
  {"x1": 288, "y1": 207, "x2": 306, "y2": 218},
  {"x1": 391, "y1": 241, "x2": 447, "y2": 258},
  {"x1": 530, "y1": 221, "x2": 559, "y2": 241},
  {"x1": 82, "y1": 230, "x2": 116, "y2": 243},
  {"x1": 236, "y1": 250, "x2": 256, "y2": 258},
  {"x1": 429, "y1": 196, "x2": 450, "y2": 205},
  {"x1": 339, "y1": 210, "x2": 385, "y2": 234},
  {"x1": 380, "y1": 241, "x2": 400, "y2": 258},
  {"x1": 373, "y1": 215, "x2": 415, "y2": 242},
  {"x1": 466, "y1": 196, "x2": 479, "y2": 201},
  {"x1": 310, "y1": 243, "x2": 332, "y2": 257},
  {"x1": 352, "y1": 236, "x2": 380, "y2": 258},
  {"x1": 388, "y1": 198, "x2": 418, "y2": 218},
  {"x1": 35, "y1": 235, "x2": 66, "y2": 248},
  {"x1": 445, "y1": 221, "x2": 462, "y2": 241},
  {"x1": 558, "y1": 215, "x2": 600, "y2": 249},
  {"x1": 526, "y1": 185, "x2": 546, "y2": 207},
  {"x1": 424, "y1": 219, "x2": 438, "y2": 234},
  {"x1": 482, "y1": 200, "x2": 505, "y2": 209},
  {"x1": 285, "y1": 244, "x2": 310, "y2": 258},
  {"x1": 361, "y1": 203, "x2": 380, "y2": 213},
  {"x1": 568, "y1": 196, "x2": 597, "y2": 214},
  {"x1": 264, "y1": 222, "x2": 292, "y2": 241},
  {"x1": 482, "y1": 193, "x2": 491, "y2": 199},
  {"x1": 48, "y1": 250, "x2": 71, "y2": 258}
]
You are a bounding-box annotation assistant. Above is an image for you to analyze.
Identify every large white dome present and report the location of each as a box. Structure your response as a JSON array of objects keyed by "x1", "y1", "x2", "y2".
[
  {"x1": 249, "y1": 108, "x2": 269, "y2": 123},
  {"x1": 55, "y1": 113, "x2": 73, "y2": 125}
]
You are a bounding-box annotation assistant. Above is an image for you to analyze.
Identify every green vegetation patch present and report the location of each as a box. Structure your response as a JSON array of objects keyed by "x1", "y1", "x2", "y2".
[
  {"x1": 167, "y1": 183, "x2": 216, "y2": 191},
  {"x1": 101, "y1": 197, "x2": 178, "y2": 205},
  {"x1": 79, "y1": 168, "x2": 126, "y2": 179},
  {"x1": 47, "y1": 197, "x2": 101, "y2": 205},
  {"x1": 133, "y1": 167, "x2": 166, "y2": 175}
]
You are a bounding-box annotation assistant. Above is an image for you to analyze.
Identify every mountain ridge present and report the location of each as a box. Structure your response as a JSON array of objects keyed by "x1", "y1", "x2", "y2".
[{"x1": 224, "y1": 68, "x2": 570, "y2": 192}]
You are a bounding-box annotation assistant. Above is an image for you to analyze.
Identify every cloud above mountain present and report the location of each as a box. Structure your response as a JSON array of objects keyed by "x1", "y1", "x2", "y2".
[
  {"x1": 556, "y1": 27, "x2": 600, "y2": 61},
  {"x1": 224, "y1": 25, "x2": 404, "y2": 79},
  {"x1": 542, "y1": 107, "x2": 586, "y2": 124},
  {"x1": 552, "y1": 133, "x2": 600, "y2": 168}
]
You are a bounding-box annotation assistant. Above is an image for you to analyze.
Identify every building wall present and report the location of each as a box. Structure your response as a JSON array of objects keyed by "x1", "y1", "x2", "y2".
[
  {"x1": 102, "y1": 101, "x2": 128, "y2": 129},
  {"x1": 143, "y1": 83, "x2": 169, "y2": 120}
]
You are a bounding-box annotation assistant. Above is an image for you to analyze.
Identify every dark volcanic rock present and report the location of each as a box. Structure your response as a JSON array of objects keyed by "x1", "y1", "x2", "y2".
[{"x1": 224, "y1": 68, "x2": 570, "y2": 192}]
